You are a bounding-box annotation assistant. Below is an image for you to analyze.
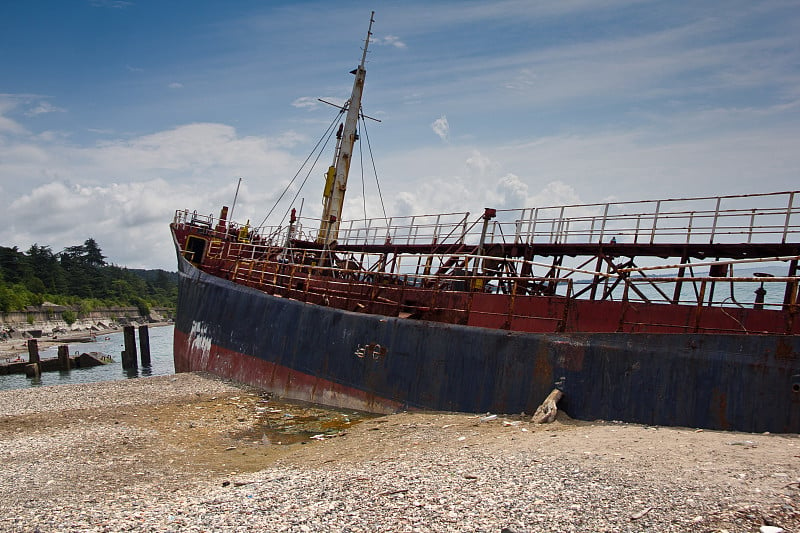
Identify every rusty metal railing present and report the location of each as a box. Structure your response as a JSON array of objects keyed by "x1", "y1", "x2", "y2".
[
  {"x1": 505, "y1": 190, "x2": 798, "y2": 245},
  {"x1": 214, "y1": 239, "x2": 798, "y2": 311},
  {"x1": 175, "y1": 190, "x2": 799, "y2": 249},
  {"x1": 220, "y1": 251, "x2": 798, "y2": 334}
]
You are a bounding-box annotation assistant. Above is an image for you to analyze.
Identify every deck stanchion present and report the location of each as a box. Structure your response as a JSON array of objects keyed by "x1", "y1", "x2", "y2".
[
  {"x1": 121, "y1": 325, "x2": 137, "y2": 370},
  {"x1": 139, "y1": 325, "x2": 151, "y2": 367}
]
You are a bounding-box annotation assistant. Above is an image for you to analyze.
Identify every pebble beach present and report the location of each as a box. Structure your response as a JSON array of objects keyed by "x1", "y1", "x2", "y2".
[{"x1": 1, "y1": 373, "x2": 798, "y2": 532}]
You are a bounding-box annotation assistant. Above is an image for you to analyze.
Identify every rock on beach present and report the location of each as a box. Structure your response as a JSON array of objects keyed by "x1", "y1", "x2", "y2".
[{"x1": 0, "y1": 372, "x2": 798, "y2": 532}]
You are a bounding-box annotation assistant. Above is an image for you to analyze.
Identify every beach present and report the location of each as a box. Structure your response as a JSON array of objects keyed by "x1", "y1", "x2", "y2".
[{"x1": 0, "y1": 372, "x2": 798, "y2": 532}]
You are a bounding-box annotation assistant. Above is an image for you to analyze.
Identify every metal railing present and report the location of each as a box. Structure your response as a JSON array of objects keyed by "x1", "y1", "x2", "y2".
[
  {"x1": 173, "y1": 209, "x2": 297, "y2": 248},
  {"x1": 504, "y1": 190, "x2": 799, "y2": 245},
  {"x1": 175, "y1": 190, "x2": 799, "y2": 249},
  {"x1": 173, "y1": 190, "x2": 800, "y2": 334},
  {"x1": 204, "y1": 237, "x2": 798, "y2": 311},
  {"x1": 218, "y1": 248, "x2": 798, "y2": 334}
]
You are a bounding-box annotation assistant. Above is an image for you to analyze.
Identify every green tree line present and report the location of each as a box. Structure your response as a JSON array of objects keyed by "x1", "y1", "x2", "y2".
[{"x1": 0, "y1": 238, "x2": 177, "y2": 314}]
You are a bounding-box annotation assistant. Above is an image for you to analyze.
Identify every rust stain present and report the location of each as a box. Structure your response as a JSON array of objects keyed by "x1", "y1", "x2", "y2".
[
  {"x1": 533, "y1": 345, "x2": 554, "y2": 388},
  {"x1": 776, "y1": 337, "x2": 796, "y2": 359},
  {"x1": 711, "y1": 389, "x2": 730, "y2": 430}
]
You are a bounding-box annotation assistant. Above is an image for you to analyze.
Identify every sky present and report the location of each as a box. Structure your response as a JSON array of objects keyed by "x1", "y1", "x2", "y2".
[{"x1": 1, "y1": 0, "x2": 799, "y2": 270}]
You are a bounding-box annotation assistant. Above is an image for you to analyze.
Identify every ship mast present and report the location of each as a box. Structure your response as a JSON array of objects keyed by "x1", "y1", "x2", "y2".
[{"x1": 317, "y1": 11, "x2": 375, "y2": 245}]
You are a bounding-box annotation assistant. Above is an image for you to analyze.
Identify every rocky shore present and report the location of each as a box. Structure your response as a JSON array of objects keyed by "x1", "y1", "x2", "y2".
[{"x1": 0, "y1": 373, "x2": 798, "y2": 532}]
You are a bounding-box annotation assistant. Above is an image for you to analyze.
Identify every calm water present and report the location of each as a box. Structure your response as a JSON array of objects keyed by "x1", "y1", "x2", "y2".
[{"x1": 0, "y1": 325, "x2": 175, "y2": 391}]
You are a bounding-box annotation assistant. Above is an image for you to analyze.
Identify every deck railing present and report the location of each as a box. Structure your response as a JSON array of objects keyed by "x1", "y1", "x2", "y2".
[
  {"x1": 218, "y1": 248, "x2": 798, "y2": 333},
  {"x1": 174, "y1": 190, "x2": 799, "y2": 249},
  {"x1": 201, "y1": 235, "x2": 799, "y2": 311},
  {"x1": 505, "y1": 190, "x2": 799, "y2": 246}
]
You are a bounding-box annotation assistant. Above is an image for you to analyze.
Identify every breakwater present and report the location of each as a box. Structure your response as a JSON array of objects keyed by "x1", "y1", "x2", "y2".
[{"x1": 0, "y1": 304, "x2": 172, "y2": 331}]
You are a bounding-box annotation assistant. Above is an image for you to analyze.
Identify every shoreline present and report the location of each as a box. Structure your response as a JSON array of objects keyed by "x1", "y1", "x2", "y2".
[{"x1": 0, "y1": 372, "x2": 798, "y2": 531}]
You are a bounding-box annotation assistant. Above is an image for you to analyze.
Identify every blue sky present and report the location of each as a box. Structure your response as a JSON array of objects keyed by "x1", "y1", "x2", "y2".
[{"x1": 1, "y1": 0, "x2": 799, "y2": 269}]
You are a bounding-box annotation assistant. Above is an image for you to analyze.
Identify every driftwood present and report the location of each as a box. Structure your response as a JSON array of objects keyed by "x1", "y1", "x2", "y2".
[{"x1": 532, "y1": 388, "x2": 563, "y2": 424}]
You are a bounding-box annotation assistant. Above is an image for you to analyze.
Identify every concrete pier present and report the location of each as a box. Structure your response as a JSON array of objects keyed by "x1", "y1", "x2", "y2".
[
  {"x1": 139, "y1": 325, "x2": 151, "y2": 367},
  {"x1": 121, "y1": 325, "x2": 137, "y2": 370},
  {"x1": 27, "y1": 339, "x2": 40, "y2": 364},
  {"x1": 24, "y1": 363, "x2": 40, "y2": 378},
  {"x1": 57, "y1": 345, "x2": 71, "y2": 371}
]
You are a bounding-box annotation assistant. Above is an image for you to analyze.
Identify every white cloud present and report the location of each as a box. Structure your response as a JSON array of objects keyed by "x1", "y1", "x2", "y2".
[
  {"x1": 0, "y1": 122, "x2": 309, "y2": 268},
  {"x1": 291, "y1": 96, "x2": 321, "y2": 109},
  {"x1": 465, "y1": 150, "x2": 494, "y2": 177},
  {"x1": 495, "y1": 173, "x2": 529, "y2": 208},
  {"x1": 526, "y1": 181, "x2": 581, "y2": 209},
  {"x1": 34, "y1": 130, "x2": 70, "y2": 142},
  {"x1": 3, "y1": 108, "x2": 799, "y2": 270},
  {"x1": 3, "y1": 178, "x2": 216, "y2": 269},
  {"x1": 0, "y1": 115, "x2": 25, "y2": 135},
  {"x1": 85, "y1": 123, "x2": 295, "y2": 181},
  {"x1": 431, "y1": 115, "x2": 449, "y2": 141},
  {"x1": 292, "y1": 96, "x2": 346, "y2": 110},
  {"x1": 0, "y1": 97, "x2": 27, "y2": 135},
  {"x1": 25, "y1": 101, "x2": 65, "y2": 116},
  {"x1": 167, "y1": 82, "x2": 184, "y2": 89},
  {"x1": 374, "y1": 35, "x2": 407, "y2": 49}
]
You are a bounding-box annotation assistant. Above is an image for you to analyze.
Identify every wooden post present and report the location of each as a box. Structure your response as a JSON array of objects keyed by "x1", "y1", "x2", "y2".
[
  {"x1": 57, "y1": 345, "x2": 71, "y2": 371},
  {"x1": 27, "y1": 339, "x2": 40, "y2": 364},
  {"x1": 532, "y1": 388, "x2": 564, "y2": 424},
  {"x1": 121, "y1": 325, "x2": 137, "y2": 369},
  {"x1": 138, "y1": 325, "x2": 151, "y2": 367}
]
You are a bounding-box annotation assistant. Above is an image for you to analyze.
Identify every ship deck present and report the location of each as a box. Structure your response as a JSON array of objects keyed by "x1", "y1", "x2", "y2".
[{"x1": 172, "y1": 190, "x2": 800, "y2": 335}]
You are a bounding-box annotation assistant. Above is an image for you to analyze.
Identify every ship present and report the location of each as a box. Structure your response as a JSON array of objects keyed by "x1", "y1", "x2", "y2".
[{"x1": 172, "y1": 13, "x2": 800, "y2": 433}]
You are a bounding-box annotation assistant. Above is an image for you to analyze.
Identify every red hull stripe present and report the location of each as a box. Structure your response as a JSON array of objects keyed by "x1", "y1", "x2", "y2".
[{"x1": 173, "y1": 327, "x2": 404, "y2": 414}]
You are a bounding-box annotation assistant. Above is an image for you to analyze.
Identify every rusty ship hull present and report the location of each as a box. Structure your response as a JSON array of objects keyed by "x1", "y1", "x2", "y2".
[{"x1": 173, "y1": 243, "x2": 800, "y2": 433}]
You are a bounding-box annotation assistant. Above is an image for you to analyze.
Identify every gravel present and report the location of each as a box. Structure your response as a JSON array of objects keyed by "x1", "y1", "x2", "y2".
[{"x1": 0, "y1": 373, "x2": 798, "y2": 532}]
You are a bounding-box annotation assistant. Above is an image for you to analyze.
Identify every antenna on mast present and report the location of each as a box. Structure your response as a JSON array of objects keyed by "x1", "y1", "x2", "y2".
[
  {"x1": 360, "y1": 11, "x2": 375, "y2": 69},
  {"x1": 229, "y1": 177, "x2": 243, "y2": 222}
]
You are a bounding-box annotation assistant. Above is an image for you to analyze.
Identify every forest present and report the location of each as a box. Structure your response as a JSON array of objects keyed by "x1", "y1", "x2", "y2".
[{"x1": 0, "y1": 238, "x2": 177, "y2": 314}]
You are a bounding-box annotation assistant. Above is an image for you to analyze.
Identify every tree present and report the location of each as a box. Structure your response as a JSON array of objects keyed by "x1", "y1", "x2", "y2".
[
  {"x1": 62, "y1": 309, "x2": 77, "y2": 325},
  {"x1": 26, "y1": 244, "x2": 64, "y2": 293},
  {"x1": 24, "y1": 275, "x2": 47, "y2": 295},
  {"x1": 0, "y1": 246, "x2": 28, "y2": 283},
  {"x1": 0, "y1": 282, "x2": 12, "y2": 313},
  {"x1": 61, "y1": 238, "x2": 106, "y2": 267},
  {"x1": 83, "y1": 238, "x2": 106, "y2": 267},
  {"x1": 0, "y1": 238, "x2": 177, "y2": 312}
]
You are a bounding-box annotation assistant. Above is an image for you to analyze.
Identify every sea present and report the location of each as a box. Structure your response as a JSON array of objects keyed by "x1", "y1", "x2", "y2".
[{"x1": 0, "y1": 325, "x2": 174, "y2": 391}]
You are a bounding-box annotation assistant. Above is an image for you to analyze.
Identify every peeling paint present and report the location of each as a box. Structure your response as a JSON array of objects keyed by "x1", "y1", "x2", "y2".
[{"x1": 188, "y1": 320, "x2": 213, "y2": 366}]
